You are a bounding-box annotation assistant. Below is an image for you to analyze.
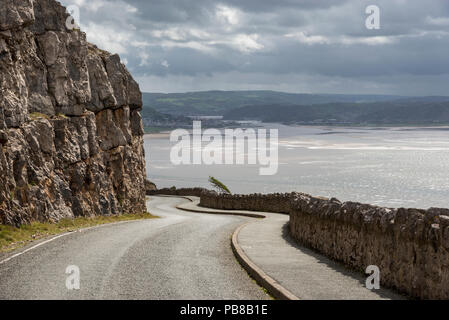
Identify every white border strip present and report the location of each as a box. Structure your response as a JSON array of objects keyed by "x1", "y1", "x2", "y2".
[
  {"x1": 0, "y1": 233, "x2": 71, "y2": 265},
  {"x1": 0, "y1": 219, "x2": 147, "y2": 265}
]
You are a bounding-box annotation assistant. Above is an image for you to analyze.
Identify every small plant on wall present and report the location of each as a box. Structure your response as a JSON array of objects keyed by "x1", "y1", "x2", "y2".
[{"x1": 208, "y1": 176, "x2": 232, "y2": 195}]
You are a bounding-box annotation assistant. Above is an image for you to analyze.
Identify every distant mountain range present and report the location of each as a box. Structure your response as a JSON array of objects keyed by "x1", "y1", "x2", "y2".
[{"x1": 142, "y1": 91, "x2": 449, "y2": 125}]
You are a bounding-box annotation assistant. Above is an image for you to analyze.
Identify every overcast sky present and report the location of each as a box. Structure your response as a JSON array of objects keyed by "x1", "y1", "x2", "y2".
[{"x1": 60, "y1": 0, "x2": 449, "y2": 95}]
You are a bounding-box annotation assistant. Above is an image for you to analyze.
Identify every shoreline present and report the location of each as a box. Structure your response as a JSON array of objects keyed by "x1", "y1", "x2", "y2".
[
  {"x1": 144, "y1": 123, "x2": 449, "y2": 139},
  {"x1": 144, "y1": 132, "x2": 171, "y2": 139}
]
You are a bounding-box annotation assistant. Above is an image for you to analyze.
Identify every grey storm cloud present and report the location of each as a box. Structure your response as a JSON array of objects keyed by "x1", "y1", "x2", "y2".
[{"x1": 60, "y1": 0, "x2": 449, "y2": 95}]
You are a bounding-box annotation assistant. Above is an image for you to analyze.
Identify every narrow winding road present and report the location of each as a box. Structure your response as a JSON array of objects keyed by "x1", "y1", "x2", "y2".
[{"x1": 0, "y1": 196, "x2": 269, "y2": 300}]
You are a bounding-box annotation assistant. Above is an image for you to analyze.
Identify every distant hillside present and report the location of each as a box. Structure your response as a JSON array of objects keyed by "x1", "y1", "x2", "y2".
[
  {"x1": 222, "y1": 101, "x2": 449, "y2": 125},
  {"x1": 140, "y1": 106, "x2": 192, "y2": 132},
  {"x1": 141, "y1": 91, "x2": 449, "y2": 125},
  {"x1": 141, "y1": 106, "x2": 189, "y2": 123},
  {"x1": 142, "y1": 91, "x2": 405, "y2": 116}
]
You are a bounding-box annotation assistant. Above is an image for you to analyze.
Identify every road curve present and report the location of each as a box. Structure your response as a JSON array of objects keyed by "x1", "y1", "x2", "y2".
[
  {"x1": 0, "y1": 196, "x2": 269, "y2": 300},
  {"x1": 177, "y1": 198, "x2": 404, "y2": 300}
]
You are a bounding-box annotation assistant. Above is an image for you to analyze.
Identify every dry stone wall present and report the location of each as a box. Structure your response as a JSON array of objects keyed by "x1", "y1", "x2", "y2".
[
  {"x1": 200, "y1": 191, "x2": 292, "y2": 214},
  {"x1": 147, "y1": 187, "x2": 208, "y2": 197},
  {"x1": 195, "y1": 190, "x2": 449, "y2": 299}
]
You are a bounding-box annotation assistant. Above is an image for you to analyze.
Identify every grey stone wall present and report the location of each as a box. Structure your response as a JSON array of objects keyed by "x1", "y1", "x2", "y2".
[
  {"x1": 200, "y1": 191, "x2": 292, "y2": 214},
  {"x1": 196, "y1": 190, "x2": 449, "y2": 299},
  {"x1": 147, "y1": 187, "x2": 208, "y2": 197}
]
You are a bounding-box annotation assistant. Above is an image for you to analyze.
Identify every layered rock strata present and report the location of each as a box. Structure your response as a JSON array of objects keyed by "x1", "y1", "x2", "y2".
[{"x1": 0, "y1": 0, "x2": 146, "y2": 226}]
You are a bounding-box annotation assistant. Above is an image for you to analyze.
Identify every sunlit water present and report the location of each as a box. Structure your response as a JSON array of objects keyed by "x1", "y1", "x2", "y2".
[{"x1": 144, "y1": 124, "x2": 449, "y2": 209}]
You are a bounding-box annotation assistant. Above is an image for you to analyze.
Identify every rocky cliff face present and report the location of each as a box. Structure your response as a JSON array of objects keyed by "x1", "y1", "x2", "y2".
[{"x1": 0, "y1": 0, "x2": 147, "y2": 226}]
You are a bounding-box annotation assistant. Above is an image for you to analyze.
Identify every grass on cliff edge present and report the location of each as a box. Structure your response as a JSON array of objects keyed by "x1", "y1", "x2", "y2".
[{"x1": 0, "y1": 212, "x2": 157, "y2": 253}]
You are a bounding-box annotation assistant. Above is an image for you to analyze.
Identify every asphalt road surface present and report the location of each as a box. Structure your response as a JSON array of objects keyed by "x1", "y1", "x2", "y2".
[{"x1": 0, "y1": 196, "x2": 270, "y2": 300}]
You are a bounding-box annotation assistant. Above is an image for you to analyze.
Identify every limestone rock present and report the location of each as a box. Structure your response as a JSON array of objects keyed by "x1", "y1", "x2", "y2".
[
  {"x1": 0, "y1": 0, "x2": 147, "y2": 226},
  {"x1": 145, "y1": 180, "x2": 157, "y2": 194},
  {"x1": 0, "y1": 0, "x2": 35, "y2": 31}
]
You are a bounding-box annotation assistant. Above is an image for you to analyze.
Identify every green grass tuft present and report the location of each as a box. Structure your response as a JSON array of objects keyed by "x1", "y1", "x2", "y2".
[
  {"x1": 29, "y1": 112, "x2": 50, "y2": 120},
  {"x1": 0, "y1": 212, "x2": 157, "y2": 253}
]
